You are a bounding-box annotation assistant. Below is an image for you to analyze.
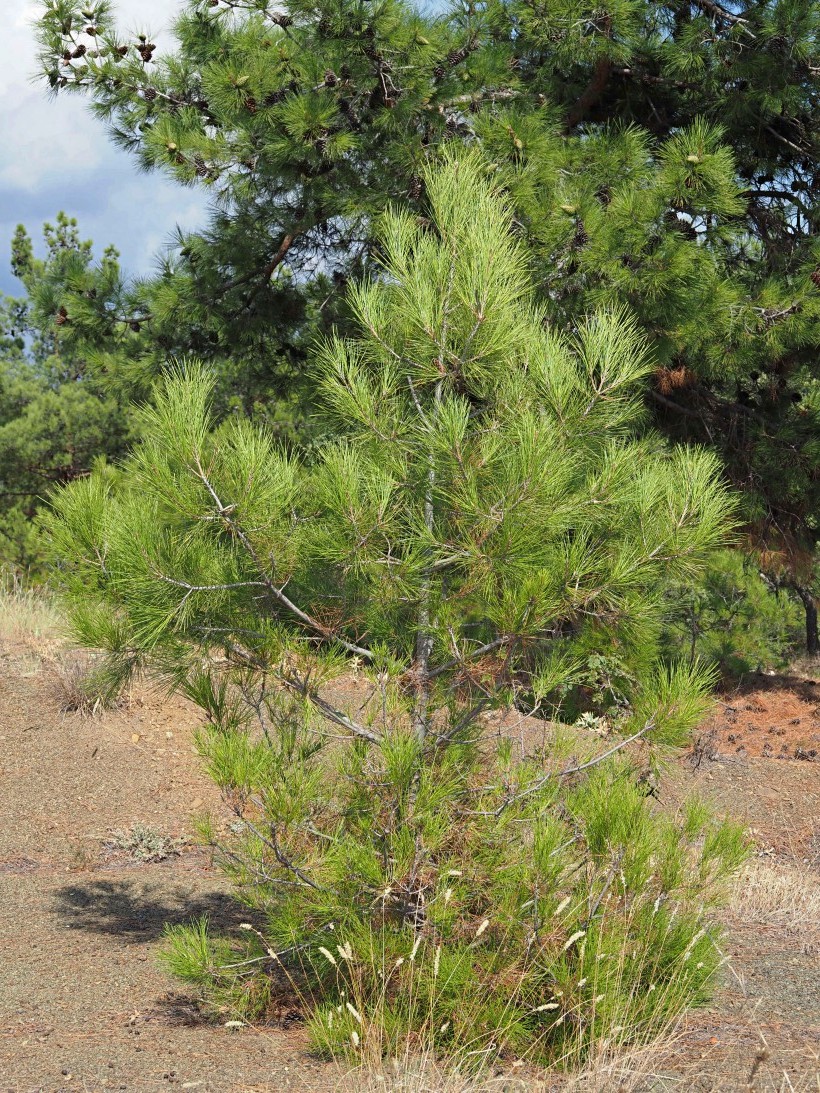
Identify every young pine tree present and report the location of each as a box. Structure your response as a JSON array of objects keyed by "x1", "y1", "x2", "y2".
[{"x1": 47, "y1": 156, "x2": 745, "y2": 1065}]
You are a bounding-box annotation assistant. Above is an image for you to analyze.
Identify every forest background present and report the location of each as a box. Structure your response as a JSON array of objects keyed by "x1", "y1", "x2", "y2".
[{"x1": 2, "y1": 0, "x2": 820, "y2": 681}]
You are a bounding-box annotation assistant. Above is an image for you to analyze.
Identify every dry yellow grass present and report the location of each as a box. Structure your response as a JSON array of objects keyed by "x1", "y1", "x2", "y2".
[
  {"x1": 730, "y1": 859, "x2": 820, "y2": 943},
  {"x1": 0, "y1": 572, "x2": 61, "y2": 644}
]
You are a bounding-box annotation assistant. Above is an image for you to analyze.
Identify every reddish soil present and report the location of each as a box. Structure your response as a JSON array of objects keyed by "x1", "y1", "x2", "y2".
[
  {"x1": 701, "y1": 672, "x2": 820, "y2": 762},
  {"x1": 1, "y1": 642, "x2": 819, "y2": 1093}
]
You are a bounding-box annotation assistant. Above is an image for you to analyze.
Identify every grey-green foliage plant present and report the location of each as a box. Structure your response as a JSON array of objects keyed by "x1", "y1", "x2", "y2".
[{"x1": 46, "y1": 155, "x2": 746, "y2": 1065}]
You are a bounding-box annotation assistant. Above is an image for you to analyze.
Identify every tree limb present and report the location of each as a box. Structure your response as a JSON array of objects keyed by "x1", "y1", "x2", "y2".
[
  {"x1": 192, "y1": 457, "x2": 374, "y2": 661},
  {"x1": 565, "y1": 56, "x2": 612, "y2": 131}
]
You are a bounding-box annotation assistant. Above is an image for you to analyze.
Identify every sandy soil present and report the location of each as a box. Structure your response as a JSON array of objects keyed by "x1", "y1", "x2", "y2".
[
  {"x1": 0, "y1": 642, "x2": 333, "y2": 1093},
  {"x1": 1, "y1": 640, "x2": 819, "y2": 1093}
]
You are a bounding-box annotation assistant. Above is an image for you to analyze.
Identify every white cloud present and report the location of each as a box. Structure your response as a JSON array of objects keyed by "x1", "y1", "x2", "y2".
[{"x1": 0, "y1": 0, "x2": 207, "y2": 294}]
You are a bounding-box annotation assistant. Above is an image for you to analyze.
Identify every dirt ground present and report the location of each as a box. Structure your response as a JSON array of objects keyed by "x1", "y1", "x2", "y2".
[{"x1": 1, "y1": 639, "x2": 819, "y2": 1093}]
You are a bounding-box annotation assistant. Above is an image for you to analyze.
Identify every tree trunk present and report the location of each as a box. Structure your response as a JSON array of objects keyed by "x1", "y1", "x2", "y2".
[{"x1": 792, "y1": 583, "x2": 820, "y2": 655}]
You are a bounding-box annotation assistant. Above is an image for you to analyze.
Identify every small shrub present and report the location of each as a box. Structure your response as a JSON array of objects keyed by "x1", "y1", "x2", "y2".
[{"x1": 108, "y1": 824, "x2": 186, "y2": 863}]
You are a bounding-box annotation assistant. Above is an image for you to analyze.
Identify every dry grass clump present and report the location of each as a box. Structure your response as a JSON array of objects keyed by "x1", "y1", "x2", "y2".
[
  {"x1": 730, "y1": 859, "x2": 820, "y2": 943},
  {"x1": 0, "y1": 569, "x2": 61, "y2": 644},
  {"x1": 48, "y1": 648, "x2": 116, "y2": 715},
  {"x1": 0, "y1": 570, "x2": 124, "y2": 711},
  {"x1": 338, "y1": 1029, "x2": 687, "y2": 1092},
  {"x1": 107, "y1": 823, "x2": 187, "y2": 863}
]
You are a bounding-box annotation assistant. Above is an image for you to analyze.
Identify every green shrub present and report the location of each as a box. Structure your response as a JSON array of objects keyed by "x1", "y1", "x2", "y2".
[{"x1": 162, "y1": 709, "x2": 746, "y2": 1066}]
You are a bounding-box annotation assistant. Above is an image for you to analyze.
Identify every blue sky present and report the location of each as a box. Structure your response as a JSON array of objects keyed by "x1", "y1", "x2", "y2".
[{"x1": 0, "y1": 0, "x2": 208, "y2": 298}]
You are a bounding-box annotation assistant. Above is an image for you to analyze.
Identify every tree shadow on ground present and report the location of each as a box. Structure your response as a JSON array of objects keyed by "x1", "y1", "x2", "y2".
[{"x1": 52, "y1": 877, "x2": 245, "y2": 942}]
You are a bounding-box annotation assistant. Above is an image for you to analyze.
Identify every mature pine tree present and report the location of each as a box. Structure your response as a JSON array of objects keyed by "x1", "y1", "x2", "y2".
[
  {"x1": 33, "y1": 0, "x2": 820, "y2": 622},
  {"x1": 477, "y1": 0, "x2": 820, "y2": 596},
  {"x1": 47, "y1": 156, "x2": 745, "y2": 1062}
]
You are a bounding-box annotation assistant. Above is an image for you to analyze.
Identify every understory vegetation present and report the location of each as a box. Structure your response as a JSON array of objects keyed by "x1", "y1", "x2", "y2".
[{"x1": 48, "y1": 158, "x2": 749, "y2": 1068}]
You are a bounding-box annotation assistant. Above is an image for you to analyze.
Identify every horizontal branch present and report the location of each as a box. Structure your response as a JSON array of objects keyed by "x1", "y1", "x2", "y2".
[
  {"x1": 278, "y1": 667, "x2": 383, "y2": 745},
  {"x1": 192, "y1": 457, "x2": 373, "y2": 661},
  {"x1": 428, "y1": 635, "x2": 512, "y2": 679},
  {"x1": 484, "y1": 717, "x2": 656, "y2": 818}
]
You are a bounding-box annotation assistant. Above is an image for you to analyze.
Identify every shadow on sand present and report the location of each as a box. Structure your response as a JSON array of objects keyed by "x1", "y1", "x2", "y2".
[{"x1": 52, "y1": 875, "x2": 244, "y2": 942}]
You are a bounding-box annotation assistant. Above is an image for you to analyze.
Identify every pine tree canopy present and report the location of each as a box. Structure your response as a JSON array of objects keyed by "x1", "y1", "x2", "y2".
[
  {"x1": 47, "y1": 154, "x2": 734, "y2": 742},
  {"x1": 30, "y1": 0, "x2": 820, "y2": 565}
]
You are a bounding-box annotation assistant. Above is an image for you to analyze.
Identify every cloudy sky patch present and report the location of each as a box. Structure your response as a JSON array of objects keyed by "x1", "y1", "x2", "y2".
[{"x1": 0, "y1": 0, "x2": 207, "y2": 296}]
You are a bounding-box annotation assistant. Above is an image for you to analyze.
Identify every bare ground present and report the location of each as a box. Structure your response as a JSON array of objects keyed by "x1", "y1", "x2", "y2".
[
  {"x1": 0, "y1": 642, "x2": 333, "y2": 1093},
  {"x1": 1, "y1": 639, "x2": 819, "y2": 1093}
]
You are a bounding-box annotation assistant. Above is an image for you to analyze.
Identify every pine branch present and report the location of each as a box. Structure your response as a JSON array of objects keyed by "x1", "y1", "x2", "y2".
[
  {"x1": 278, "y1": 666, "x2": 383, "y2": 745},
  {"x1": 428, "y1": 635, "x2": 512, "y2": 679},
  {"x1": 688, "y1": 0, "x2": 756, "y2": 35},
  {"x1": 241, "y1": 816, "x2": 323, "y2": 890},
  {"x1": 217, "y1": 233, "x2": 298, "y2": 295},
  {"x1": 486, "y1": 717, "x2": 656, "y2": 818},
  {"x1": 192, "y1": 457, "x2": 374, "y2": 661}
]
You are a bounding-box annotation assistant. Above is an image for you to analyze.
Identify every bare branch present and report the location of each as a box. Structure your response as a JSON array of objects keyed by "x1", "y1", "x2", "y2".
[
  {"x1": 428, "y1": 635, "x2": 512, "y2": 679},
  {"x1": 242, "y1": 817, "x2": 323, "y2": 890},
  {"x1": 484, "y1": 717, "x2": 656, "y2": 818},
  {"x1": 278, "y1": 666, "x2": 383, "y2": 745}
]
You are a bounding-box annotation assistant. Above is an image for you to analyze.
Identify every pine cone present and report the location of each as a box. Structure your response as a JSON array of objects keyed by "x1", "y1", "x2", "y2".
[
  {"x1": 143, "y1": 87, "x2": 157, "y2": 102},
  {"x1": 71, "y1": 44, "x2": 87, "y2": 58},
  {"x1": 264, "y1": 89, "x2": 286, "y2": 106},
  {"x1": 55, "y1": 306, "x2": 68, "y2": 326},
  {"x1": 130, "y1": 321, "x2": 141, "y2": 333},
  {"x1": 272, "y1": 14, "x2": 293, "y2": 28},
  {"x1": 340, "y1": 64, "x2": 351, "y2": 80},
  {"x1": 433, "y1": 64, "x2": 446, "y2": 79},
  {"x1": 811, "y1": 269, "x2": 820, "y2": 288},
  {"x1": 574, "y1": 221, "x2": 589, "y2": 248},
  {"x1": 408, "y1": 175, "x2": 423, "y2": 201},
  {"x1": 116, "y1": 45, "x2": 128, "y2": 56},
  {"x1": 324, "y1": 69, "x2": 337, "y2": 86},
  {"x1": 244, "y1": 97, "x2": 258, "y2": 113}
]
